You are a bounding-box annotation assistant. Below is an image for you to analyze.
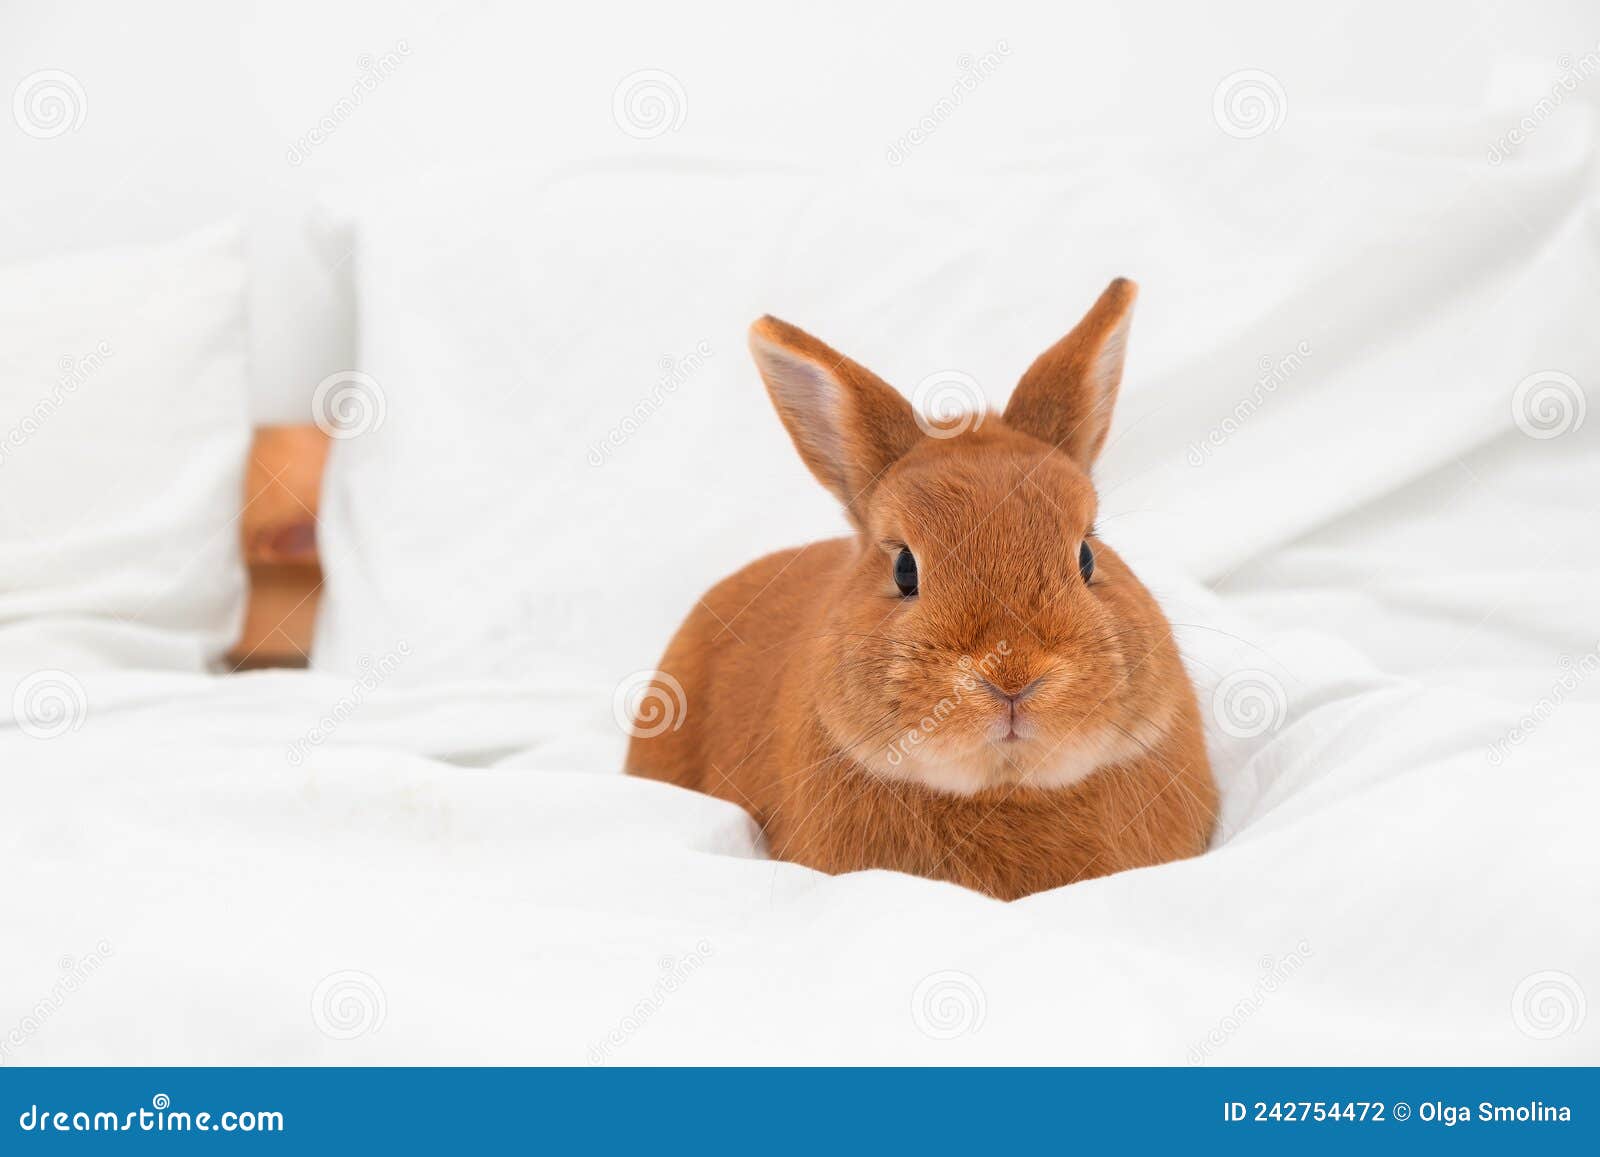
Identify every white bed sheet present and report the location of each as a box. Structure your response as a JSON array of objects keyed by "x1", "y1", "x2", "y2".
[{"x1": 3, "y1": 559, "x2": 1595, "y2": 1065}]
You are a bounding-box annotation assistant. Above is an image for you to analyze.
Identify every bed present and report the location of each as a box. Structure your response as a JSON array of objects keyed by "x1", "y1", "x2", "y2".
[
  {"x1": 2, "y1": 409, "x2": 1596, "y2": 1065},
  {"x1": 3, "y1": 67, "x2": 1597, "y2": 1065}
]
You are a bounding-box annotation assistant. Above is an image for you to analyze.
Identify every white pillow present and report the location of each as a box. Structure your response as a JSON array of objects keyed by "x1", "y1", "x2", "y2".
[
  {"x1": 312, "y1": 110, "x2": 1596, "y2": 690},
  {"x1": 313, "y1": 162, "x2": 1150, "y2": 686},
  {"x1": 0, "y1": 222, "x2": 251, "y2": 671}
]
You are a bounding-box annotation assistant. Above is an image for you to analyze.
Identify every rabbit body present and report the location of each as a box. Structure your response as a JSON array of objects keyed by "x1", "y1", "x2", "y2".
[{"x1": 628, "y1": 281, "x2": 1216, "y2": 900}]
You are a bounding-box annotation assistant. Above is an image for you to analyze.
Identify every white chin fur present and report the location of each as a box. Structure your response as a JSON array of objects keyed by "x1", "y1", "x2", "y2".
[{"x1": 863, "y1": 717, "x2": 1167, "y2": 797}]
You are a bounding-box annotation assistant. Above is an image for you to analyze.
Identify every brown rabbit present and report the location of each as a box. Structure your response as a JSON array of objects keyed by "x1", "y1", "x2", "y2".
[{"x1": 627, "y1": 280, "x2": 1216, "y2": 900}]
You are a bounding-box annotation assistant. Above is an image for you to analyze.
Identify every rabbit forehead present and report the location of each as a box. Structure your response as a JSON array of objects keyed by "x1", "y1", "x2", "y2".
[{"x1": 870, "y1": 432, "x2": 1097, "y2": 549}]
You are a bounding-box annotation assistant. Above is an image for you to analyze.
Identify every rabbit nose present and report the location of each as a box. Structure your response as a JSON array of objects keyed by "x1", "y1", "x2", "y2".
[{"x1": 979, "y1": 676, "x2": 1044, "y2": 706}]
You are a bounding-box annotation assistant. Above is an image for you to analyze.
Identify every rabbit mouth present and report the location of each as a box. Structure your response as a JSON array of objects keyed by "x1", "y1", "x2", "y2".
[
  {"x1": 979, "y1": 720, "x2": 1030, "y2": 745},
  {"x1": 991, "y1": 724, "x2": 1143, "y2": 790},
  {"x1": 867, "y1": 711, "x2": 1169, "y2": 797},
  {"x1": 987, "y1": 713, "x2": 1038, "y2": 745}
]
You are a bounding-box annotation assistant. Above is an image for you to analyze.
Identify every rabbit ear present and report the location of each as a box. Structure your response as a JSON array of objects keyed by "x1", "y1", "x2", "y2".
[
  {"x1": 1003, "y1": 278, "x2": 1137, "y2": 468},
  {"x1": 749, "y1": 316, "x2": 921, "y2": 523}
]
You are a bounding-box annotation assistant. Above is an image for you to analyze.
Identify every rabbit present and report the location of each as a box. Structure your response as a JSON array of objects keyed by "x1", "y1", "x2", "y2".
[{"x1": 627, "y1": 280, "x2": 1216, "y2": 900}]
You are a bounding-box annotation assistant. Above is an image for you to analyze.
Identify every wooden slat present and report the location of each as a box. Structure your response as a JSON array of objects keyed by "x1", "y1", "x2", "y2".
[
  {"x1": 227, "y1": 424, "x2": 329, "y2": 669},
  {"x1": 229, "y1": 565, "x2": 322, "y2": 669},
  {"x1": 242, "y1": 424, "x2": 328, "y2": 566}
]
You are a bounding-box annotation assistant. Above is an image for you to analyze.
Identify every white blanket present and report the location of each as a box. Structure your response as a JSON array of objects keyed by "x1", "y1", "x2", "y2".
[{"x1": 4, "y1": 551, "x2": 1596, "y2": 1064}]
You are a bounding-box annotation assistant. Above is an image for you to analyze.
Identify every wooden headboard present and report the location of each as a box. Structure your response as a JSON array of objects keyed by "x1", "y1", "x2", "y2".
[{"x1": 227, "y1": 425, "x2": 329, "y2": 670}]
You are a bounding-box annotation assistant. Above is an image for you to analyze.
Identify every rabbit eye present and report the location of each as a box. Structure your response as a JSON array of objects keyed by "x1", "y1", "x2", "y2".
[
  {"x1": 1078, "y1": 541, "x2": 1095, "y2": 584},
  {"x1": 893, "y1": 548, "x2": 919, "y2": 597}
]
